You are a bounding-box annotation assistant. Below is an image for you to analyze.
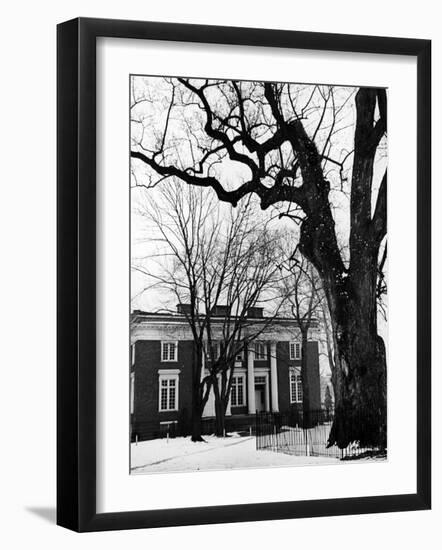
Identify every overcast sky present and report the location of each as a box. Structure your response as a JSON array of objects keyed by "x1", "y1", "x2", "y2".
[{"x1": 130, "y1": 76, "x2": 387, "y2": 320}]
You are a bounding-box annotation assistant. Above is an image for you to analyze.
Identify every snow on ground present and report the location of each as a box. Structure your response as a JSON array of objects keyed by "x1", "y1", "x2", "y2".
[{"x1": 131, "y1": 433, "x2": 340, "y2": 474}]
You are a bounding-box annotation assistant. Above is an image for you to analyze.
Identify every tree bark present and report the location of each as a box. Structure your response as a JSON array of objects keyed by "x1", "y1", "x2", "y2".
[
  {"x1": 214, "y1": 400, "x2": 226, "y2": 437},
  {"x1": 327, "y1": 248, "x2": 387, "y2": 449},
  {"x1": 212, "y1": 377, "x2": 227, "y2": 437},
  {"x1": 300, "y1": 216, "x2": 387, "y2": 448},
  {"x1": 330, "y1": 328, "x2": 387, "y2": 449},
  {"x1": 190, "y1": 397, "x2": 204, "y2": 441}
]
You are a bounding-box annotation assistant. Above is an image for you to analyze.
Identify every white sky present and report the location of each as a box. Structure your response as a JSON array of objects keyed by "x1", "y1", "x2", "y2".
[{"x1": 130, "y1": 76, "x2": 387, "y2": 321}]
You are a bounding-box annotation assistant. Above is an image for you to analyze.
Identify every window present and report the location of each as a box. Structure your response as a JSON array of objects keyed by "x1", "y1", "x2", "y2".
[
  {"x1": 290, "y1": 341, "x2": 302, "y2": 360},
  {"x1": 205, "y1": 341, "x2": 220, "y2": 362},
  {"x1": 290, "y1": 369, "x2": 303, "y2": 403},
  {"x1": 234, "y1": 345, "x2": 243, "y2": 363},
  {"x1": 130, "y1": 372, "x2": 135, "y2": 414},
  {"x1": 161, "y1": 341, "x2": 178, "y2": 362},
  {"x1": 254, "y1": 342, "x2": 267, "y2": 361},
  {"x1": 231, "y1": 375, "x2": 245, "y2": 406},
  {"x1": 158, "y1": 374, "x2": 179, "y2": 411}
]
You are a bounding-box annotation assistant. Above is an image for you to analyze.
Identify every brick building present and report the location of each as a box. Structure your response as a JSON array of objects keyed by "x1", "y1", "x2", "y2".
[{"x1": 130, "y1": 307, "x2": 321, "y2": 441}]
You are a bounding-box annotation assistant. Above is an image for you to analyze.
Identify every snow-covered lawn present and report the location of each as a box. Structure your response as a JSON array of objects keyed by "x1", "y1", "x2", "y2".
[{"x1": 131, "y1": 433, "x2": 340, "y2": 474}]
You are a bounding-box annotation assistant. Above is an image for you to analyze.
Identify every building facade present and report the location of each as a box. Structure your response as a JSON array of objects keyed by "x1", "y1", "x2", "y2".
[{"x1": 130, "y1": 307, "x2": 321, "y2": 441}]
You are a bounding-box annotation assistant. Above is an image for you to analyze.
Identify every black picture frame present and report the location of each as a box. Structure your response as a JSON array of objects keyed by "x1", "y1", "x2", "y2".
[{"x1": 57, "y1": 17, "x2": 431, "y2": 532}]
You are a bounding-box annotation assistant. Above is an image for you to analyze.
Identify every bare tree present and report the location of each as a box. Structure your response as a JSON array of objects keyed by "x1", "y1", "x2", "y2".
[
  {"x1": 133, "y1": 180, "x2": 287, "y2": 439},
  {"x1": 131, "y1": 77, "x2": 387, "y2": 449},
  {"x1": 133, "y1": 181, "x2": 216, "y2": 441},
  {"x1": 278, "y1": 247, "x2": 324, "y2": 427}
]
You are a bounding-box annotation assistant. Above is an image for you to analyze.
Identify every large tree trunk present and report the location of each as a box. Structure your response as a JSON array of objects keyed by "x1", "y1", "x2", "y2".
[
  {"x1": 297, "y1": 89, "x2": 387, "y2": 450},
  {"x1": 214, "y1": 398, "x2": 226, "y2": 437},
  {"x1": 327, "y1": 247, "x2": 387, "y2": 449},
  {"x1": 212, "y1": 377, "x2": 227, "y2": 437},
  {"x1": 302, "y1": 273, "x2": 387, "y2": 450},
  {"x1": 190, "y1": 394, "x2": 204, "y2": 442},
  {"x1": 330, "y1": 329, "x2": 387, "y2": 449},
  {"x1": 302, "y1": 225, "x2": 387, "y2": 449}
]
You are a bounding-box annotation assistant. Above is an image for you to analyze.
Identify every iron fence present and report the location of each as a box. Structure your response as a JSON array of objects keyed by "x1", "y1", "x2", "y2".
[{"x1": 255, "y1": 410, "x2": 383, "y2": 460}]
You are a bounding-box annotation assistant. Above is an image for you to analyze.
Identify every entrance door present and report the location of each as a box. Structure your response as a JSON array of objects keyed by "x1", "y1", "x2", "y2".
[{"x1": 255, "y1": 385, "x2": 266, "y2": 412}]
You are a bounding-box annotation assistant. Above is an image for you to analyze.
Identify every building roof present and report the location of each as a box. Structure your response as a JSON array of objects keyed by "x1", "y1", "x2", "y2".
[
  {"x1": 130, "y1": 309, "x2": 319, "y2": 344},
  {"x1": 132, "y1": 308, "x2": 318, "y2": 325}
]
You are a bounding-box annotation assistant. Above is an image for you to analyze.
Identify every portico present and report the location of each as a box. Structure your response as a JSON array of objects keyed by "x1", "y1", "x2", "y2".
[{"x1": 247, "y1": 341, "x2": 279, "y2": 414}]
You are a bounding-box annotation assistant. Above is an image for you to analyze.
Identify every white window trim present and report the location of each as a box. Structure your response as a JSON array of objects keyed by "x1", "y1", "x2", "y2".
[
  {"x1": 161, "y1": 340, "x2": 178, "y2": 362},
  {"x1": 290, "y1": 367, "x2": 303, "y2": 404},
  {"x1": 158, "y1": 371, "x2": 179, "y2": 412},
  {"x1": 158, "y1": 368, "x2": 181, "y2": 375},
  {"x1": 254, "y1": 341, "x2": 267, "y2": 361},
  {"x1": 289, "y1": 341, "x2": 302, "y2": 360},
  {"x1": 231, "y1": 373, "x2": 246, "y2": 407}
]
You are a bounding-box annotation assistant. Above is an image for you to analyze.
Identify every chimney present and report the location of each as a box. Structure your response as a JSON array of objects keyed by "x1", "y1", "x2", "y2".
[
  {"x1": 247, "y1": 307, "x2": 264, "y2": 318},
  {"x1": 210, "y1": 305, "x2": 231, "y2": 317},
  {"x1": 176, "y1": 303, "x2": 192, "y2": 316}
]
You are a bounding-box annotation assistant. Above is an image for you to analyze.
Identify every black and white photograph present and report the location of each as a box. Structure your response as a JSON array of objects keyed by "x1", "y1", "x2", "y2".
[
  {"x1": 0, "y1": 0, "x2": 435, "y2": 543},
  {"x1": 130, "y1": 75, "x2": 388, "y2": 474}
]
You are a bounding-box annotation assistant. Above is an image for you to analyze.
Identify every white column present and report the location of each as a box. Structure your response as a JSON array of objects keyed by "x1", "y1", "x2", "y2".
[
  {"x1": 225, "y1": 371, "x2": 232, "y2": 416},
  {"x1": 201, "y1": 344, "x2": 215, "y2": 417},
  {"x1": 247, "y1": 345, "x2": 256, "y2": 414},
  {"x1": 270, "y1": 342, "x2": 279, "y2": 412},
  {"x1": 201, "y1": 345, "x2": 205, "y2": 381},
  {"x1": 264, "y1": 373, "x2": 270, "y2": 412},
  {"x1": 203, "y1": 388, "x2": 215, "y2": 417}
]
